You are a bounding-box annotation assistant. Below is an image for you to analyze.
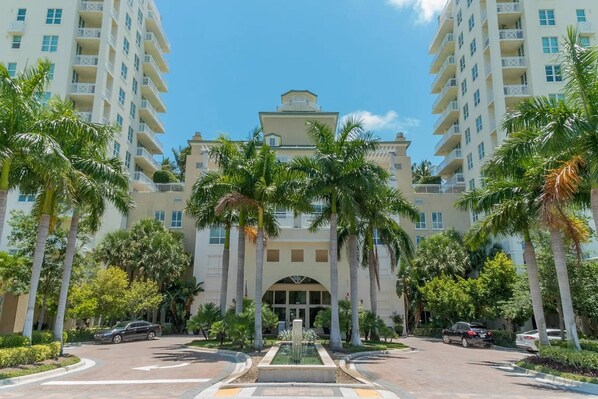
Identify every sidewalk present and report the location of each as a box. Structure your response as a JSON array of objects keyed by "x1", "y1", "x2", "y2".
[{"x1": 196, "y1": 383, "x2": 400, "y2": 398}]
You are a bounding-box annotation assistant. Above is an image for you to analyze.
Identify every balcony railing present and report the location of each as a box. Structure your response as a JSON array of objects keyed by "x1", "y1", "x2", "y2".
[
  {"x1": 138, "y1": 123, "x2": 164, "y2": 153},
  {"x1": 73, "y1": 55, "x2": 99, "y2": 66},
  {"x1": 136, "y1": 147, "x2": 161, "y2": 170},
  {"x1": 483, "y1": 34, "x2": 490, "y2": 49},
  {"x1": 431, "y1": 33, "x2": 454, "y2": 67},
  {"x1": 142, "y1": 77, "x2": 166, "y2": 110},
  {"x1": 132, "y1": 171, "x2": 156, "y2": 192},
  {"x1": 433, "y1": 101, "x2": 459, "y2": 131},
  {"x1": 155, "y1": 183, "x2": 184, "y2": 192},
  {"x1": 413, "y1": 184, "x2": 465, "y2": 194},
  {"x1": 433, "y1": 78, "x2": 457, "y2": 111},
  {"x1": 499, "y1": 29, "x2": 524, "y2": 40},
  {"x1": 504, "y1": 84, "x2": 530, "y2": 96},
  {"x1": 143, "y1": 54, "x2": 168, "y2": 90},
  {"x1": 147, "y1": 10, "x2": 171, "y2": 50},
  {"x1": 578, "y1": 22, "x2": 594, "y2": 34},
  {"x1": 432, "y1": 55, "x2": 456, "y2": 90},
  {"x1": 140, "y1": 99, "x2": 165, "y2": 132},
  {"x1": 501, "y1": 56, "x2": 527, "y2": 68},
  {"x1": 8, "y1": 21, "x2": 25, "y2": 33},
  {"x1": 497, "y1": 2, "x2": 521, "y2": 13},
  {"x1": 435, "y1": 148, "x2": 462, "y2": 173},
  {"x1": 445, "y1": 173, "x2": 465, "y2": 186},
  {"x1": 434, "y1": 124, "x2": 460, "y2": 153},
  {"x1": 80, "y1": 1, "x2": 104, "y2": 12},
  {"x1": 70, "y1": 83, "x2": 96, "y2": 94},
  {"x1": 76, "y1": 28, "x2": 101, "y2": 39}
]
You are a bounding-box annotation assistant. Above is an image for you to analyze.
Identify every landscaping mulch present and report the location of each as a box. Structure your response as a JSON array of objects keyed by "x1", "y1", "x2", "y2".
[{"x1": 525, "y1": 355, "x2": 598, "y2": 379}]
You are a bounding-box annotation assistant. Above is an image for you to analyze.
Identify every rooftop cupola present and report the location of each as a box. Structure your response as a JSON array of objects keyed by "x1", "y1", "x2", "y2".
[{"x1": 277, "y1": 90, "x2": 321, "y2": 112}]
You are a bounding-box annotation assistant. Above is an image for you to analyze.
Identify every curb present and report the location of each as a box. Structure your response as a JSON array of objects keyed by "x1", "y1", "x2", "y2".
[
  {"x1": 510, "y1": 363, "x2": 598, "y2": 395},
  {"x1": 183, "y1": 346, "x2": 252, "y2": 385},
  {"x1": 0, "y1": 358, "x2": 94, "y2": 388}
]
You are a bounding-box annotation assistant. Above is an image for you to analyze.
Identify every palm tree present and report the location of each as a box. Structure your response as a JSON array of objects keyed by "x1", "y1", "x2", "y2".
[
  {"x1": 291, "y1": 117, "x2": 379, "y2": 350},
  {"x1": 0, "y1": 60, "x2": 63, "y2": 246}
]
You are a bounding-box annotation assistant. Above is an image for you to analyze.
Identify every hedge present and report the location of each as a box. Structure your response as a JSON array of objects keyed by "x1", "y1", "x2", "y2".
[
  {"x1": 412, "y1": 327, "x2": 443, "y2": 338},
  {"x1": 539, "y1": 346, "x2": 598, "y2": 372},
  {"x1": 0, "y1": 342, "x2": 61, "y2": 369},
  {"x1": 0, "y1": 334, "x2": 29, "y2": 349},
  {"x1": 553, "y1": 340, "x2": 598, "y2": 353},
  {"x1": 490, "y1": 330, "x2": 516, "y2": 348}
]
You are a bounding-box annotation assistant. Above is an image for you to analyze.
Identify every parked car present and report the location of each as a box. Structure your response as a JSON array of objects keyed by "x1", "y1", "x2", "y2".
[
  {"x1": 442, "y1": 322, "x2": 494, "y2": 348},
  {"x1": 515, "y1": 329, "x2": 565, "y2": 352},
  {"x1": 94, "y1": 321, "x2": 162, "y2": 344}
]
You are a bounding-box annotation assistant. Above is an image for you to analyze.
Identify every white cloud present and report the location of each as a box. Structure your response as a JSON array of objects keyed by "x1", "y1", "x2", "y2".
[
  {"x1": 342, "y1": 110, "x2": 420, "y2": 133},
  {"x1": 385, "y1": 0, "x2": 447, "y2": 23}
]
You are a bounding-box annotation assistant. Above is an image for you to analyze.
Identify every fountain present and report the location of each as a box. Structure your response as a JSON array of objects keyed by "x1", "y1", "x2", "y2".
[{"x1": 257, "y1": 319, "x2": 337, "y2": 383}]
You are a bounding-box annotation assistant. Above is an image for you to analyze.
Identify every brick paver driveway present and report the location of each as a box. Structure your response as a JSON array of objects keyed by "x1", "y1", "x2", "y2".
[
  {"x1": 355, "y1": 337, "x2": 592, "y2": 399},
  {"x1": 0, "y1": 336, "x2": 235, "y2": 399}
]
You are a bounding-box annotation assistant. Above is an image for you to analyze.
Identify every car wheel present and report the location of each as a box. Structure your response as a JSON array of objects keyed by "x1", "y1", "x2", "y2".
[
  {"x1": 461, "y1": 337, "x2": 469, "y2": 348},
  {"x1": 442, "y1": 335, "x2": 450, "y2": 344},
  {"x1": 147, "y1": 331, "x2": 156, "y2": 340},
  {"x1": 112, "y1": 334, "x2": 123, "y2": 344}
]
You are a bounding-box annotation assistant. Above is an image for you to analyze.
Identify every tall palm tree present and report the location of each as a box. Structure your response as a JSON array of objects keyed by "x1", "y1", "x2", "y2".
[{"x1": 291, "y1": 117, "x2": 379, "y2": 350}]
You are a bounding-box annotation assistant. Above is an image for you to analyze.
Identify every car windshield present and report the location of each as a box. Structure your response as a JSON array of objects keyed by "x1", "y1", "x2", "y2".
[{"x1": 113, "y1": 322, "x2": 129, "y2": 328}]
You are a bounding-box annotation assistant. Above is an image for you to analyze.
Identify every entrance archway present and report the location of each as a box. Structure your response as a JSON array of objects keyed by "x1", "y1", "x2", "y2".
[{"x1": 262, "y1": 276, "x2": 330, "y2": 330}]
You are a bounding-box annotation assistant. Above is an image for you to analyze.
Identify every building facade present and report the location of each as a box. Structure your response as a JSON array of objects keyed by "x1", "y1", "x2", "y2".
[{"x1": 430, "y1": 0, "x2": 597, "y2": 262}]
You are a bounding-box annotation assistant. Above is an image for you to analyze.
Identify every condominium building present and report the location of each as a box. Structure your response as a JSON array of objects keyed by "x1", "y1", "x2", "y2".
[
  {"x1": 430, "y1": 0, "x2": 597, "y2": 262},
  {"x1": 0, "y1": 0, "x2": 169, "y2": 250}
]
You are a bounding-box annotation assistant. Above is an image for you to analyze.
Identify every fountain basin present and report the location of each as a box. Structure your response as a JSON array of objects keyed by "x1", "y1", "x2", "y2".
[{"x1": 257, "y1": 342, "x2": 336, "y2": 383}]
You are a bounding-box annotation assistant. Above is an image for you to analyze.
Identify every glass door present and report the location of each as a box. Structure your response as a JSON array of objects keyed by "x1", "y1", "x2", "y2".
[{"x1": 287, "y1": 307, "x2": 307, "y2": 329}]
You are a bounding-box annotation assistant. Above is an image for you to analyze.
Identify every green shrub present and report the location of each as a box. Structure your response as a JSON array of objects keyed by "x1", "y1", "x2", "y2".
[
  {"x1": 490, "y1": 330, "x2": 516, "y2": 348},
  {"x1": 553, "y1": 340, "x2": 598, "y2": 353},
  {"x1": 0, "y1": 334, "x2": 30, "y2": 348},
  {"x1": 412, "y1": 327, "x2": 443, "y2": 338},
  {"x1": 161, "y1": 323, "x2": 173, "y2": 335},
  {"x1": 0, "y1": 342, "x2": 60, "y2": 368},
  {"x1": 539, "y1": 346, "x2": 598, "y2": 372},
  {"x1": 31, "y1": 331, "x2": 55, "y2": 345},
  {"x1": 65, "y1": 328, "x2": 104, "y2": 343}
]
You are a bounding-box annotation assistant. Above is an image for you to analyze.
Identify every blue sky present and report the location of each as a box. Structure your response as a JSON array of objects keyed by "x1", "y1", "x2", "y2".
[{"x1": 154, "y1": 0, "x2": 446, "y2": 165}]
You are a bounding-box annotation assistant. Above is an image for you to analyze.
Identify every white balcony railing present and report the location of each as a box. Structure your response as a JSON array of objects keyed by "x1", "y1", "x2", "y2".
[
  {"x1": 80, "y1": 1, "x2": 104, "y2": 12},
  {"x1": 136, "y1": 147, "x2": 161, "y2": 170},
  {"x1": 504, "y1": 84, "x2": 530, "y2": 96},
  {"x1": 431, "y1": 33, "x2": 454, "y2": 66},
  {"x1": 138, "y1": 123, "x2": 164, "y2": 153},
  {"x1": 156, "y1": 183, "x2": 184, "y2": 192},
  {"x1": 433, "y1": 101, "x2": 459, "y2": 130},
  {"x1": 434, "y1": 124, "x2": 460, "y2": 153},
  {"x1": 578, "y1": 22, "x2": 594, "y2": 34},
  {"x1": 445, "y1": 173, "x2": 465, "y2": 186},
  {"x1": 497, "y1": 2, "x2": 521, "y2": 13},
  {"x1": 140, "y1": 99, "x2": 165, "y2": 131},
  {"x1": 70, "y1": 83, "x2": 96, "y2": 94},
  {"x1": 432, "y1": 55, "x2": 456, "y2": 89},
  {"x1": 433, "y1": 78, "x2": 457, "y2": 110},
  {"x1": 76, "y1": 28, "x2": 101, "y2": 39},
  {"x1": 413, "y1": 184, "x2": 465, "y2": 194},
  {"x1": 501, "y1": 56, "x2": 527, "y2": 68},
  {"x1": 436, "y1": 148, "x2": 463, "y2": 173},
  {"x1": 73, "y1": 55, "x2": 99, "y2": 66},
  {"x1": 499, "y1": 29, "x2": 524, "y2": 40},
  {"x1": 132, "y1": 171, "x2": 156, "y2": 192}
]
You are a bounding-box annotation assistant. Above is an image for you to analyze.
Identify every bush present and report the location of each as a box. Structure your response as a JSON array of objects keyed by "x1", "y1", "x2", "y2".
[
  {"x1": 161, "y1": 323, "x2": 173, "y2": 335},
  {"x1": 490, "y1": 330, "x2": 516, "y2": 348},
  {"x1": 65, "y1": 328, "x2": 104, "y2": 343},
  {"x1": 390, "y1": 313, "x2": 404, "y2": 335},
  {"x1": 0, "y1": 342, "x2": 61, "y2": 368},
  {"x1": 0, "y1": 334, "x2": 30, "y2": 348},
  {"x1": 31, "y1": 331, "x2": 55, "y2": 345},
  {"x1": 539, "y1": 346, "x2": 598, "y2": 372},
  {"x1": 553, "y1": 340, "x2": 598, "y2": 353},
  {"x1": 412, "y1": 327, "x2": 443, "y2": 338}
]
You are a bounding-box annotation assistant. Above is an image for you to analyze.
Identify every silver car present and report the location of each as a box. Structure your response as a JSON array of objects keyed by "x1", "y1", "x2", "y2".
[{"x1": 515, "y1": 328, "x2": 565, "y2": 351}]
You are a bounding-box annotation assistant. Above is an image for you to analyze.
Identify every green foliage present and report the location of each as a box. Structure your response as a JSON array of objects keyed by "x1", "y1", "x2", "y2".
[
  {"x1": 538, "y1": 346, "x2": 598, "y2": 372},
  {"x1": 163, "y1": 277, "x2": 204, "y2": 333},
  {"x1": 477, "y1": 252, "x2": 517, "y2": 319},
  {"x1": 0, "y1": 334, "x2": 30, "y2": 348},
  {"x1": 0, "y1": 252, "x2": 30, "y2": 295},
  {"x1": 412, "y1": 327, "x2": 443, "y2": 338},
  {"x1": 390, "y1": 313, "x2": 404, "y2": 334},
  {"x1": 553, "y1": 340, "x2": 598, "y2": 353},
  {"x1": 490, "y1": 330, "x2": 517, "y2": 348},
  {"x1": 378, "y1": 323, "x2": 398, "y2": 342},
  {"x1": 31, "y1": 331, "x2": 55, "y2": 345},
  {"x1": 419, "y1": 276, "x2": 478, "y2": 325},
  {"x1": 187, "y1": 302, "x2": 222, "y2": 338},
  {"x1": 64, "y1": 328, "x2": 104, "y2": 343},
  {"x1": 124, "y1": 279, "x2": 163, "y2": 319},
  {"x1": 412, "y1": 230, "x2": 471, "y2": 280},
  {"x1": 152, "y1": 169, "x2": 179, "y2": 183},
  {"x1": 160, "y1": 323, "x2": 173, "y2": 335},
  {"x1": 498, "y1": 273, "x2": 533, "y2": 327},
  {"x1": 0, "y1": 342, "x2": 61, "y2": 368},
  {"x1": 211, "y1": 300, "x2": 279, "y2": 348},
  {"x1": 314, "y1": 300, "x2": 352, "y2": 336}
]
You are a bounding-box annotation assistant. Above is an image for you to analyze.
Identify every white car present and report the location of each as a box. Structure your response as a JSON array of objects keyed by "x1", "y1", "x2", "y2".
[{"x1": 515, "y1": 329, "x2": 565, "y2": 352}]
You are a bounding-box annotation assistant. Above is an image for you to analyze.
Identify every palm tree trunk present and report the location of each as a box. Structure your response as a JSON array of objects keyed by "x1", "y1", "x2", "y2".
[
  {"x1": 349, "y1": 233, "x2": 361, "y2": 346},
  {"x1": 236, "y1": 219, "x2": 246, "y2": 315},
  {"x1": 254, "y1": 212, "x2": 264, "y2": 350},
  {"x1": 523, "y1": 232, "x2": 550, "y2": 347},
  {"x1": 37, "y1": 295, "x2": 47, "y2": 331},
  {"x1": 220, "y1": 226, "x2": 231, "y2": 316},
  {"x1": 549, "y1": 228, "x2": 581, "y2": 350},
  {"x1": 54, "y1": 209, "x2": 80, "y2": 346},
  {"x1": 0, "y1": 160, "x2": 11, "y2": 247},
  {"x1": 591, "y1": 188, "x2": 598, "y2": 235},
  {"x1": 368, "y1": 249, "x2": 377, "y2": 316},
  {"x1": 22, "y1": 213, "x2": 51, "y2": 340},
  {"x1": 329, "y1": 212, "x2": 342, "y2": 350}
]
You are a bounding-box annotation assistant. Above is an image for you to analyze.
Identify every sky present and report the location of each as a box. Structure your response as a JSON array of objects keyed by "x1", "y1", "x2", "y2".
[{"x1": 153, "y1": 0, "x2": 447, "y2": 165}]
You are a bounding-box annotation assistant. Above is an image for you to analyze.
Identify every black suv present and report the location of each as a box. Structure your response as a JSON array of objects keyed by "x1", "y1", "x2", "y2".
[
  {"x1": 94, "y1": 321, "x2": 162, "y2": 344},
  {"x1": 442, "y1": 322, "x2": 494, "y2": 348}
]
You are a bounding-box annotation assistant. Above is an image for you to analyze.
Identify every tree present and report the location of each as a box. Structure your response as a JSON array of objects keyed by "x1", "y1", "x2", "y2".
[
  {"x1": 477, "y1": 253, "x2": 517, "y2": 321},
  {"x1": 412, "y1": 231, "x2": 470, "y2": 280},
  {"x1": 411, "y1": 160, "x2": 441, "y2": 184},
  {"x1": 419, "y1": 276, "x2": 477, "y2": 325},
  {"x1": 163, "y1": 277, "x2": 204, "y2": 333},
  {"x1": 0, "y1": 252, "x2": 29, "y2": 295},
  {"x1": 153, "y1": 169, "x2": 179, "y2": 183},
  {"x1": 124, "y1": 280, "x2": 163, "y2": 320},
  {"x1": 187, "y1": 302, "x2": 222, "y2": 338},
  {"x1": 172, "y1": 145, "x2": 191, "y2": 181}
]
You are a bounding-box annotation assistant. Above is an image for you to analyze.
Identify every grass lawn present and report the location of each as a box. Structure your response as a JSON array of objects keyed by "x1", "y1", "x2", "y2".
[
  {"x1": 516, "y1": 360, "x2": 598, "y2": 385},
  {"x1": 0, "y1": 355, "x2": 80, "y2": 380}
]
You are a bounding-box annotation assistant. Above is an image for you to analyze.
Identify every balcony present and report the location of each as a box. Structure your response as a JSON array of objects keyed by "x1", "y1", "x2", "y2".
[
  {"x1": 433, "y1": 101, "x2": 459, "y2": 134},
  {"x1": 143, "y1": 54, "x2": 168, "y2": 91},
  {"x1": 156, "y1": 183, "x2": 185, "y2": 192},
  {"x1": 434, "y1": 125, "x2": 461, "y2": 156},
  {"x1": 79, "y1": 1, "x2": 104, "y2": 24},
  {"x1": 141, "y1": 77, "x2": 166, "y2": 112},
  {"x1": 8, "y1": 21, "x2": 25, "y2": 33},
  {"x1": 432, "y1": 78, "x2": 457, "y2": 113},
  {"x1": 430, "y1": 33, "x2": 455, "y2": 73},
  {"x1": 499, "y1": 29, "x2": 524, "y2": 51},
  {"x1": 76, "y1": 28, "x2": 101, "y2": 39},
  {"x1": 135, "y1": 147, "x2": 161, "y2": 173},
  {"x1": 431, "y1": 55, "x2": 456, "y2": 93},
  {"x1": 497, "y1": 2, "x2": 522, "y2": 25},
  {"x1": 144, "y1": 33, "x2": 168, "y2": 72},
  {"x1": 504, "y1": 84, "x2": 530, "y2": 106},
  {"x1": 73, "y1": 55, "x2": 99, "y2": 72},
  {"x1": 413, "y1": 184, "x2": 465, "y2": 194},
  {"x1": 146, "y1": 10, "x2": 171, "y2": 52},
  {"x1": 70, "y1": 83, "x2": 95, "y2": 95},
  {"x1": 140, "y1": 99, "x2": 165, "y2": 133},
  {"x1": 76, "y1": 28, "x2": 102, "y2": 51},
  {"x1": 132, "y1": 171, "x2": 156, "y2": 192},
  {"x1": 578, "y1": 22, "x2": 595, "y2": 35},
  {"x1": 501, "y1": 56, "x2": 527, "y2": 79},
  {"x1": 445, "y1": 173, "x2": 465, "y2": 186},
  {"x1": 137, "y1": 123, "x2": 164, "y2": 154},
  {"x1": 435, "y1": 148, "x2": 463, "y2": 176},
  {"x1": 429, "y1": 3, "x2": 454, "y2": 53}
]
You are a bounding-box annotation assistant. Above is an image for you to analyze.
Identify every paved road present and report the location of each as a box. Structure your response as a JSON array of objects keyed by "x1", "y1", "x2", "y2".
[
  {"x1": 355, "y1": 337, "x2": 593, "y2": 399},
  {"x1": 0, "y1": 336, "x2": 234, "y2": 399}
]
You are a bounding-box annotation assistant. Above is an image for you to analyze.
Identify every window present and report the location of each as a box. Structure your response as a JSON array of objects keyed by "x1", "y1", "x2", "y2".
[
  {"x1": 459, "y1": 56, "x2": 465, "y2": 72},
  {"x1": 465, "y1": 128, "x2": 471, "y2": 145},
  {"x1": 269, "y1": 138, "x2": 276, "y2": 146},
  {"x1": 134, "y1": 55, "x2": 140, "y2": 71},
  {"x1": 461, "y1": 79, "x2": 467, "y2": 96},
  {"x1": 468, "y1": 15, "x2": 474, "y2": 31},
  {"x1": 137, "y1": 9, "x2": 143, "y2": 24},
  {"x1": 473, "y1": 89, "x2": 480, "y2": 106},
  {"x1": 16, "y1": 9, "x2": 26, "y2": 21},
  {"x1": 469, "y1": 179, "x2": 475, "y2": 190},
  {"x1": 576, "y1": 9, "x2": 586, "y2": 23},
  {"x1": 291, "y1": 249, "x2": 304, "y2": 262},
  {"x1": 416, "y1": 236, "x2": 424, "y2": 247},
  {"x1": 456, "y1": 10, "x2": 462, "y2": 26},
  {"x1": 41, "y1": 92, "x2": 51, "y2": 106},
  {"x1": 478, "y1": 142, "x2": 485, "y2": 159},
  {"x1": 549, "y1": 93, "x2": 565, "y2": 102},
  {"x1": 130, "y1": 102, "x2": 136, "y2": 119},
  {"x1": 48, "y1": 63, "x2": 55, "y2": 80},
  {"x1": 116, "y1": 114, "x2": 124, "y2": 128},
  {"x1": 136, "y1": 31, "x2": 142, "y2": 47},
  {"x1": 41, "y1": 36, "x2": 58, "y2": 52},
  {"x1": 120, "y1": 63, "x2": 128, "y2": 80},
  {"x1": 542, "y1": 37, "x2": 558, "y2": 53},
  {"x1": 470, "y1": 38, "x2": 477, "y2": 56},
  {"x1": 113, "y1": 141, "x2": 121, "y2": 157},
  {"x1": 463, "y1": 103, "x2": 469, "y2": 120},
  {"x1": 467, "y1": 153, "x2": 473, "y2": 170},
  {"x1": 458, "y1": 32, "x2": 464, "y2": 49},
  {"x1": 7, "y1": 63, "x2": 17, "y2": 77},
  {"x1": 125, "y1": 13, "x2": 132, "y2": 30},
  {"x1": 125, "y1": 151, "x2": 131, "y2": 168},
  {"x1": 12, "y1": 36, "x2": 22, "y2": 49},
  {"x1": 132, "y1": 78, "x2": 138, "y2": 94},
  {"x1": 123, "y1": 38, "x2": 130, "y2": 55},
  {"x1": 579, "y1": 37, "x2": 591, "y2": 48},
  {"x1": 46, "y1": 9, "x2": 62, "y2": 24},
  {"x1": 545, "y1": 65, "x2": 562, "y2": 82},
  {"x1": 267, "y1": 249, "x2": 280, "y2": 262},
  {"x1": 539, "y1": 9, "x2": 555, "y2": 26},
  {"x1": 209, "y1": 227, "x2": 225, "y2": 243},
  {"x1": 127, "y1": 126, "x2": 134, "y2": 143},
  {"x1": 471, "y1": 64, "x2": 478, "y2": 81},
  {"x1": 18, "y1": 193, "x2": 35, "y2": 202},
  {"x1": 415, "y1": 212, "x2": 426, "y2": 229},
  {"x1": 315, "y1": 249, "x2": 328, "y2": 263},
  {"x1": 118, "y1": 88, "x2": 126, "y2": 105},
  {"x1": 171, "y1": 211, "x2": 183, "y2": 228},
  {"x1": 154, "y1": 210, "x2": 165, "y2": 223},
  {"x1": 475, "y1": 115, "x2": 483, "y2": 133},
  {"x1": 432, "y1": 212, "x2": 444, "y2": 229}
]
